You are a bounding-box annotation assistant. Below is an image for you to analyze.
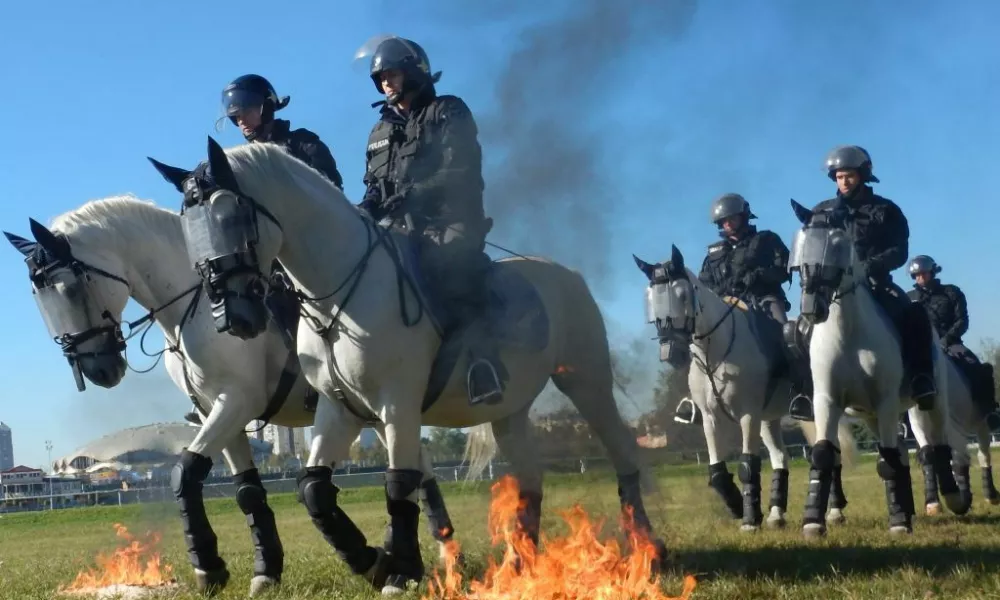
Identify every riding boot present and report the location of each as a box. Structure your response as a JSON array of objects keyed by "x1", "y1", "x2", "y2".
[{"x1": 788, "y1": 361, "x2": 814, "y2": 421}]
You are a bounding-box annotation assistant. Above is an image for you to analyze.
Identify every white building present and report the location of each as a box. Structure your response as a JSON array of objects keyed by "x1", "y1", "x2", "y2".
[
  {"x1": 0, "y1": 422, "x2": 13, "y2": 471},
  {"x1": 261, "y1": 425, "x2": 309, "y2": 458}
]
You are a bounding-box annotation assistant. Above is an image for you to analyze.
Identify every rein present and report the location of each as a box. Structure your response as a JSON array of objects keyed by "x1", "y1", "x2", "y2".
[{"x1": 689, "y1": 286, "x2": 742, "y2": 424}]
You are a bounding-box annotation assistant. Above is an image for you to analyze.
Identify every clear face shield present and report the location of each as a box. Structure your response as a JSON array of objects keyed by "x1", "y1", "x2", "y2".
[
  {"x1": 213, "y1": 89, "x2": 266, "y2": 136},
  {"x1": 643, "y1": 265, "x2": 693, "y2": 367},
  {"x1": 180, "y1": 179, "x2": 269, "y2": 339},
  {"x1": 788, "y1": 226, "x2": 852, "y2": 321},
  {"x1": 30, "y1": 267, "x2": 126, "y2": 391}
]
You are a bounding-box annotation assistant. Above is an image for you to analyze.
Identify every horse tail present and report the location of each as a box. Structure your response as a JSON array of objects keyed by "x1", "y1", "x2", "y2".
[
  {"x1": 795, "y1": 419, "x2": 859, "y2": 468},
  {"x1": 462, "y1": 423, "x2": 498, "y2": 482}
]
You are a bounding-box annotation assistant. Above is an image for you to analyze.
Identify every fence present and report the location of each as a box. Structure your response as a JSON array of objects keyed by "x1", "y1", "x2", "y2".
[{"x1": 2, "y1": 437, "x2": 994, "y2": 515}]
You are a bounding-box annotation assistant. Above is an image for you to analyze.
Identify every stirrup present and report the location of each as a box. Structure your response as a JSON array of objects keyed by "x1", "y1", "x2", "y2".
[
  {"x1": 788, "y1": 396, "x2": 814, "y2": 422},
  {"x1": 911, "y1": 374, "x2": 936, "y2": 410},
  {"x1": 898, "y1": 420, "x2": 911, "y2": 439},
  {"x1": 673, "y1": 397, "x2": 700, "y2": 425},
  {"x1": 468, "y1": 358, "x2": 503, "y2": 406}
]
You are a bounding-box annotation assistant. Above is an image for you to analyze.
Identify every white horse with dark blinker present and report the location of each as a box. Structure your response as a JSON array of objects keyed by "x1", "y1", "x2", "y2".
[
  {"x1": 634, "y1": 246, "x2": 858, "y2": 532},
  {"x1": 786, "y1": 199, "x2": 964, "y2": 537},
  {"x1": 3, "y1": 195, "x2": 455, "y2": 597},
  {"x1": 149, "y1": 137, "x2": 670, "y2": 596}
]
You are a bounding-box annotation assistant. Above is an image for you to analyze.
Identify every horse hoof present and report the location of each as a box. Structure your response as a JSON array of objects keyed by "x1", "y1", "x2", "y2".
[
  {"x1": 363, "y1": 547, "x2": 390, "y2": 591},
  {"x1": 765, "y1": 515, "x2": 787, "y2": 529},
  {"x1": 802, "y1": 523, "x2": 827, "y2": 539},
  {"x1": 942, "y1": 493, "x2": 968, "y2": 515},
  {"x1": 827, "y1": 508, "x2": 846, "y2": 525},
  {"x1": 889, "y1": 524, "x2": 913, "y2": 536},
  {"x1": 986, "y1": 495, "x2": 1000, "y2": 506},
  {"x1": 193, "y1": 567, "x2": 230, "y2": 596},
  {"x1": 925, "y1": 502, "x2": 942, "y2": 516},
  {"x1": 249, "y1": 575, "x2": 280, "y2": 597},
  {"x1": 740, "y1": 523, "x2": 761, "y2": 533},
  {"x1": 381, "y1": 574, "x2": 419, "y2": 596}
]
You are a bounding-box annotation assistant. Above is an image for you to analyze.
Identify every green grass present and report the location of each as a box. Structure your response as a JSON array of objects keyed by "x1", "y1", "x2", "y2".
[{"x1": 2, "y1": 455, "x2": 1000, "y2": 599}]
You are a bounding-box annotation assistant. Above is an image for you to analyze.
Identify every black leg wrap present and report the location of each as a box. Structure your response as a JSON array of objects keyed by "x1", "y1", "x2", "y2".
[
  {"x1": 517, "y1": 490, "x2": 544, "y2": 547},
  {"x1": 876, "y1": 446, "x2": 914, "y2": 529},
  {"x1": 297, "y1": 466, "x2": 377, "y2": 575},
  {"x1": 708, "y1": 462, "x2": 743, "y2": 519},
  {"x1": 983, "y1": 466, "x2": 1000, "y2": 501},
  {"x1": 737, "y1": 454, "x2": 763, "y2": 527},
  {"x1": 830, "y1": 464, "x2": 848, "y2": 510},
  {"x1": 954, "y1": 464, "x2": 972, "y2": 513},
  {"x1": 383, "y1": 469, "x2": 425, "y2": 584},
  {"x1": 803, "y1": 440, "x2": 838, "y2": 526},
  {"x1": 769, "y1": 468, "x2": 788, "y2": 512},
  {"x1": 419, "y1": 479, "x2": 455, "y2": 542},
  {"x1": 617, "y1": 471, "x2": 654, "y2": 535},
  {"x1": 917, "y1": 446, "x2": 941, "y2": 506},
  {"x1": 934, "y1": 445, "x2": 959, "y2": 495},
  {"x1": 234, "y1": 468, "x2": 283, "y2": 580},
  {"x1": 171, "y1": 450, "x2": 226, "y2": 574}
]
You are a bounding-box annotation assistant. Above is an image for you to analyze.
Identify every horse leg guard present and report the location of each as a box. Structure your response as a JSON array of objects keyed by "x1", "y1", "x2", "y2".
[
  {"x1": 516, "y1": 489, "x2": 543, "y2": 548},
  {"x1": 953, "y1": 464, "x2": 972, "y2": 515},
  {"x1": 382, "y1": 469, "x2": 425, "y2": 591},
  {"x1": 917, "y1": 445, "x2": 941, "y2": 511},
  {"x1": 769, "y1": 469, "x2": 789, "y2": 513},
  {"x1": 233, "y1": 469, "x2": 282, "y2": 593},
  {"x1": 933, "y1": 445, "x2": 960, "y2": 496},
  {"x1": 297, "y1": 467, "x2": 380, "y2": 579},
  {"x1": 877, "y1": 446, "x2": 914, "y2": 533},
  {"x1": 419, "y1": 479, "x2": 455, "y2": 542},
  {"x1": 737, "y1": 454, "x2": 763, "y2": 529},
  {"x1": 708, "y1": 462, "x2": 743, "y2": 519},
  {"x1": 982, "y1": 466, "x2": 1000, "y2": 504},
  {"x1": 172, "y1": 450, "x2": 229, "y2": 594},
  {"x1": 617, "y1": 472, "x2": 669, "y2": 570},
  {"x1": 830, "y1": 464, "x2": 848, "y2": 510},
  {"x1": 802, "y1": 441, "x2": 836, "y2": 535}
]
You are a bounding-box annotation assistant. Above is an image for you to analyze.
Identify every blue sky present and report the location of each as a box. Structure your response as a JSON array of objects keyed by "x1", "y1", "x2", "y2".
[{"x1": 2, "y1": 0, "x2": 998, "y2": 469}]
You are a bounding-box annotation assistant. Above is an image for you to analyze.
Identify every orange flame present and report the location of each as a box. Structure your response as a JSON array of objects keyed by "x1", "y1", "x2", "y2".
[
  {"x1": 554, "y1": 364, "x2": 575, "y2": 375},
  {"x1": 424, "y1": 475, "x2": 697, "y2": 600},
  {"x1": 62, "y1": 523, "x2": 175, "y2": 591}
]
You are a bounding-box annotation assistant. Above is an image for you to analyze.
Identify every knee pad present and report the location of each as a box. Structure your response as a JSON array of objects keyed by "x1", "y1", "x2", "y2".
[
  {"x1": 876, "y1": 446, "x2": 904, "y2": 480},
  {"x1": 297, "y1": 466, "x2": 338, "y2": 516},
  {"x1": 810, "y1": 440, "x2": 839, "y2": 471},
  {"x1": 170, "y1": 450, "x2": 213, "y2": 499},
  {"x1": 385, "y1": 468, "x2": 424, "y2": 502},
  {"x1": 234, "y1": 469, "x2": 268, "y2": 516},
  {"x1": 708, "y1": 462, "x2": 734, "y2": 487},
  {"x1": 737, "y1": 454, "x2": 761, "y2": 484}
]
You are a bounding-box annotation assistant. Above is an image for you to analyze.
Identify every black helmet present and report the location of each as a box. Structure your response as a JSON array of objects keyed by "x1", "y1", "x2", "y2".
[
  {"x1": 219, "y1": 74, "x2": 290, "y2": 140},
  {"x1": 363, "y1": 36, "x2": 441, "y2": 104},
  {"x1": 710, "y1": 193, "x2": 757, "y2": 225},
  {"x1": 825, "y1": 145, "x2": 880, "y2": 183},
  {"x1": 908, "y1": 255, "x2": 942, "y2": 279}
]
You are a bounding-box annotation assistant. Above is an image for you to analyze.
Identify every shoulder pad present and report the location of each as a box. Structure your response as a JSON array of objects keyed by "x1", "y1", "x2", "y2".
[
  {"x1": 433, "y1": 95, "x2": 474, "y2": 119},
  {"x1": 944, "y1": 284, "x2": 963, "y2": 295},
  {"x1": 290, "y1": 127, "x2": 320, "y2": 143}
]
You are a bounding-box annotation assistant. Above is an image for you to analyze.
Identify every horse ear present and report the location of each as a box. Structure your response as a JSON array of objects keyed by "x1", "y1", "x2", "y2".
[
  {"x1": 3, "y1": 231, "x2": 36, "y2": 257},
  {"x1": 632, "y1": 254, "x2": 657, "y2": 281},
  {"x1": 670, "y1": 244, "x2": 685, "y2": 271},
  {"x1": 207, "y1": 136, "x2": 241, "y2": 194},
  {"x1": 147, "y1": 157, "x2": 191, "y2": 193},
  {"x1": 790, "y1": 198, "x2": 813, "y2": 225},
  {"x1": 28, "y1": 218, "x2": 71, "y2": 260}
]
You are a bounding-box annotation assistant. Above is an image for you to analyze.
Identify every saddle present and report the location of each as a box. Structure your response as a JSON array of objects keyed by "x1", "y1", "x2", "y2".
[
  {"x1": 263, "y1": 261, "x2": 319, "y2": 415},
  {"x1": 944, "y1": 347, "x2": 997, "y2": 415},
  {"x1": 722, "y1": 296, "x2": 790, "y2": 402}
]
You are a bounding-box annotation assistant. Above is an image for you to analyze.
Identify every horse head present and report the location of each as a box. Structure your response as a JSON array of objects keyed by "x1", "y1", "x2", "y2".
[
  {"x1": 148, "y1": 136, "x2": 284, "y2": 341},
  {"x1": 3, "y1": 219, "x2": 131, "y2": 391},
  {"x1": 633, "y1": 244, "x2": 698, "y2": 368},
  {"x1": 788, "y1": 198, "x2": 859, "y2": 325}
]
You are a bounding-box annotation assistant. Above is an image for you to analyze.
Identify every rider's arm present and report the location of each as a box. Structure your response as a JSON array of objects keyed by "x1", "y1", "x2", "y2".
[
  {"x1": 401, "y1": 97, "x2": 482, "y2": 216},
  {"x1": 865, "y1": 201, "x2": 909, "y2": 277},
  {"x1": 697, "y1": 253, "x2": 717, "y2": 289},
  {"x1": 294, "y1": 132, "x2": 345, "y2": 190},
  {"x1": 755, "y1": 231, "x2": 792, "y2": 287},
  {"x1": 944, "y1": 287, "x2": 970, "y2": 344}
]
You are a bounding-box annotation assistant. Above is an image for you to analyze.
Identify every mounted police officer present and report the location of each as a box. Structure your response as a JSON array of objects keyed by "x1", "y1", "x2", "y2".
[
  {"x1": 219, "y1": 74, "x2": 344, "y2": 189},
  {"x1": 907, "y1": 255, "x2": 997, "y2": 413},
  {"x1": 355, "y1": 35, "x2": 504, "y2": 406},
  {"x1": 674, "y1": 194, "x2": 807, "y2": 423},
  {"x1": 788, "y1": 145, "x2": 937, "y2": 421}
]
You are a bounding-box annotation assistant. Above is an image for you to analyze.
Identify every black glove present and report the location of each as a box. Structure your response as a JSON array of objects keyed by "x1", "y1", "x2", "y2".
[
  {"x1": 741, "y1": 272, "x2": 757, "y2": 290},
  {"x1": 382, "y1": 193, "x2": 406, "y2": 216}
]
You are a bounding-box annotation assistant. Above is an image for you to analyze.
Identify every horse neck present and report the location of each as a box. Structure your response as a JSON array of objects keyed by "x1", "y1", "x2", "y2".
[
  {"x1": 818, "y1": 266, "x2": 869, "y2": 342},
  {"x1": 689, "y1": 274, "x2": 740, "y2": 357},
  {"x1": 63, "y1": 205, "x2": 199, "y2": 342},
  {"x1": 232, "y1": 149, "x2": 376, "y2": 310}
]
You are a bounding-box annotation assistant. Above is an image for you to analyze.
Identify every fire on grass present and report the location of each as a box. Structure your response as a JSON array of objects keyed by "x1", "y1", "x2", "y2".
[
  {"x1": 58, "y1": 523, "x2": 178, "y2": 599},
  {"x1": 423, "y1": 475, "x2": 697, "y2": 600}
]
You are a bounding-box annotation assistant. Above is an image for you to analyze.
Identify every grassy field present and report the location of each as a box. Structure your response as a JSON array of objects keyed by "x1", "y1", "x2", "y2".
[{"x1": 2, "y1": 454, "x2": 1000, "y2": 600}]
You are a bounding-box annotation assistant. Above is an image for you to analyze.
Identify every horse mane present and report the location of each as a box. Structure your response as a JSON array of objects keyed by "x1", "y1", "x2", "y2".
[
  {"x1": 223, "y1": 142, "x2": 356, "y2": 211},
  {"x1": 50, "y1": 194, "x2": 184, "y2": 252}
]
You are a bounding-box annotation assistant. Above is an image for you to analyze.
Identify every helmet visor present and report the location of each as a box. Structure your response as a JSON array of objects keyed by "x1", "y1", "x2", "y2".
[{"x1": 222, "y1": 89, "x2": 266, "y2": 117}]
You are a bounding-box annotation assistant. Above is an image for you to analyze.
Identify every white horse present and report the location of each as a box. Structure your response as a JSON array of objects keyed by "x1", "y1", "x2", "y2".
[
  {"x1": 3, "y1": 195, "x2": 456, "y2": 596},
  {"x1": 633, "y1": 246, "x2": 858, "y2": 532},
  {"x1": 914, "y1": 354, "x2": 1000, "y2": 515},
  {"x1": 148, "y1": 138, "x2": 669, "y2": 596},
  {"x1": 786, "y1": 199, "x2": 963, "y2": 537}
]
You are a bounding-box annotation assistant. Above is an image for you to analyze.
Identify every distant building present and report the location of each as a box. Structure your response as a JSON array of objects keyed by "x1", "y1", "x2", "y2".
[
  {"x1": 261, "y1": 425, "x2": 308, "y2": 458},
  {"x1": 0, "y1": 465, "x2": 42, "y2": 498},
  {"x1": 0, "y1": 422, "x2": 13, "y2": 471},
  {"x1": 357, "y1": 428, "x2": 378, "y2": 449}
]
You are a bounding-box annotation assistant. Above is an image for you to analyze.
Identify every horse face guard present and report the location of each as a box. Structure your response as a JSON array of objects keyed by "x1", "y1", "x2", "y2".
[
  {"x1": 4, "y1": 222, "x2": 129, "y2": 391},
  {"x1": 178, "y1": 162, "x2": 280, "y2": 341},
  {"x1": 634, "y1": 245, "x2": 696, "y2": 368},
  {"x1": 788, "y1": 203, "x2": 853, "y2": 325}
]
